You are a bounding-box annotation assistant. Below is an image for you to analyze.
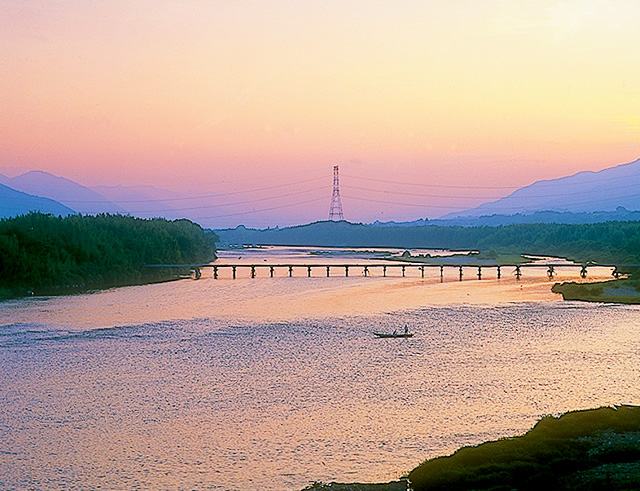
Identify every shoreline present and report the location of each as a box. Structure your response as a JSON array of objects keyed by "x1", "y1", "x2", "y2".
[
  {"x1": 305, "y1": 405, "x2": 640, "y2": 491},
  {"x1": 552, "y1": 278, "x2": 640, "y2": 304}
]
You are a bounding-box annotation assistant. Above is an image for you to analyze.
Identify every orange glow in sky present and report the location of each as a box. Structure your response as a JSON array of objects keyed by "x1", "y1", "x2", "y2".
[{"x1": 1, "y1": 0, "x2": 639, "y2": 224}]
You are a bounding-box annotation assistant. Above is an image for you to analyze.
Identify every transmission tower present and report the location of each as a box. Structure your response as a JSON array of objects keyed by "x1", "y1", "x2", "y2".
[{"x1": 328, "y1": 165, "x2": 345, "y2": 221}]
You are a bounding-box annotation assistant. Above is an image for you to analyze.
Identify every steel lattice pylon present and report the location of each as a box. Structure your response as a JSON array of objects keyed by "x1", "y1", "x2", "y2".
[{"x1": 328, "y1": 165, "x2": 344, "y2": 220}]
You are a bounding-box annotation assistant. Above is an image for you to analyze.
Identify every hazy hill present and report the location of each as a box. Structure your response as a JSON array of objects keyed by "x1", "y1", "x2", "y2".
[
  {"x1": 448, "y1": 157, "x2": 640, "y2": 217},
  {"x1": 0, "y1": 182, "x2": 75, "y2": 218},
  {"x1": 212, "y1": 220, "x2": 640, "y2": 265},
  {"x1": 4, "y1": 171, "x2": 124, "y2": 215}
]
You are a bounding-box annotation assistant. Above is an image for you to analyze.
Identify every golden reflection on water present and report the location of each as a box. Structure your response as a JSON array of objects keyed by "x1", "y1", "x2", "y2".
[{"x1": 0, "y1": 247, "x2": 636, "y2": 490}]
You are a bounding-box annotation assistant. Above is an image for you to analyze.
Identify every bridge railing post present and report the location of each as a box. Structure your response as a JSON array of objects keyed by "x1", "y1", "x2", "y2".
[
  {"x1": 420, "y1": 266, "x2": 424, "y2": 278},
  {"x1": 326, "y1": 266, "x2": 330, "y2": 277},
  {"x1": 496, "y1": 266, "x2": 501, "y2": 279},
  {"x1": 270, "y1": 266, "x2": 275, "y2": 278},
  {"x1": 477, "y1": 266, "x2": 482, "y2": 280},
  {"x1": 288, "y1": 266, "x2": 293, "y2": 277},
  {"x1": 383, "y1": 265, "x2": 387, "y2": 277},
  {"x1": 213, "y1": 266, "x2": 218, "y2": 279},
  {"x1": 232, "y1": 266, "x2": 237, "y2": 279},
  {"x1": 459, "y1": 266, "x2": 463, "y2": 281},
  {"x1": 401, "y1": 265, "x2": 406, "y2": 277}
]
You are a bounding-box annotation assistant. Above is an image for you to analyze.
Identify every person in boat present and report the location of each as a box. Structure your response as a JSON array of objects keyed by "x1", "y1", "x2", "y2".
[
  {"x1": 404, "y1": 325, "x2": 409, "y2": 335},
  {"x1": 393, "y1": 329, "x2": 397, "y2": 336}
]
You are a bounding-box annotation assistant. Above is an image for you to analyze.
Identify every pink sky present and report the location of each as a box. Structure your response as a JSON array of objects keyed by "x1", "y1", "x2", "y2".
[{"x1": 1, "y1": 0, "x2": 639, "y2": 226}]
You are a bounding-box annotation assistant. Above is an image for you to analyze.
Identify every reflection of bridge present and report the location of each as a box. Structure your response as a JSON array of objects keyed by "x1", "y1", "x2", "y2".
[{"x1": 147, "y1": 262, "x2": 624, "y2": 281}]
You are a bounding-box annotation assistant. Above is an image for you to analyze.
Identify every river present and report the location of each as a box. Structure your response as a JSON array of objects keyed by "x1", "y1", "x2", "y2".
[{"x1": 1, "y1": 247, "x2": 639, "y2": 490}]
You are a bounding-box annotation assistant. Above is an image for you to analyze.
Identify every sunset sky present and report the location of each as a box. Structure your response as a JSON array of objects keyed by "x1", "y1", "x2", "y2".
[{"x1": 2, "y1": 0, "x2": 640, "y2": 226}]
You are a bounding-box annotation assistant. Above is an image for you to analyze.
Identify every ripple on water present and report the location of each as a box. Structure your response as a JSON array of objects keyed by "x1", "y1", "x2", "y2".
[{"x1": 1, "y1": 303, "x2": 640, "y2": 490}]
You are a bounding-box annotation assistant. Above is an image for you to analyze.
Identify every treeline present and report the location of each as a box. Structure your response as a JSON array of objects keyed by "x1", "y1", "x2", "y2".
[
  {"x1": 0, "y1": 213, "x2": 217, "y2": 297},
  {"x1": 217, "y1": 220, "x2": 640, "y2": 265}
]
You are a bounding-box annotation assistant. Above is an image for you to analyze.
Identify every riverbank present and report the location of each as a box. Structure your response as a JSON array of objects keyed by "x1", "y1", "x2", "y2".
[
  {"x1": 306, "y1": 406, "x2": 640, "y2": 491},
  {"x1": 387, "y1": 250, "x2": 530, "y2": 266},
  {"x1": 552, "y1": 278, "x2": 640, "y2": 304}
]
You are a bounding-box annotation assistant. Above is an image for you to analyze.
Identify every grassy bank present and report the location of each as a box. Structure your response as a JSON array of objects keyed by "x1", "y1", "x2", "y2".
[
  {"x1": 552, "y1": 278, "x2": 640, "y2": 304},
  {"x1": 306, "y1": 406, "x2": 640, "y2": 491},
  {"x1": 408, "y1": 405, "x2": 640, "y2": 490},
  {"x1": 388, "y1": 250, "x2": 531, "y2": 266},
  {"x1": 0, "y1": 213, "x2": 217, "y2": 298}
]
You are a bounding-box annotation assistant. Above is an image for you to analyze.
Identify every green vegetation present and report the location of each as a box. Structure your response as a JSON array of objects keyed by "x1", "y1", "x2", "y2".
[
  {"x1": 408, "y1": 405, "x2": 640, "y2": 491},
  {"x1": 216, "y1": 220, "x2": 640, "y2": 265},
  {"x1": 0, "y1": 213, "x2": 217, "y2": 298},
  {"x1": 219, "y1": 220, "x2": 640, "y2": 303},
  {"x1": 552, "y1": 279, "x2": 640, "y2": 304},
  {"x1": 390, "y1": 250, "x2": 531, "y2": 266}
]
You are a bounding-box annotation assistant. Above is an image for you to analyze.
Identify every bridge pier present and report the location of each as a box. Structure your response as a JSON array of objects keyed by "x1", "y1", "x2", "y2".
[
  {"x1": 232, "y1": 266, "x2": 237, "y2": 279},
  {"x1": 420, "y1": 266, "x2": 425, "y2": 278},
  {"x1": 213, "y1": 266, "x2": 218, "y2": 279},
  {"x1": 497, "y1": 266, "x2": 501, "y2": 279},
  {"x1": 270, "y1": 266, "x2": 275, "y2": 278}
]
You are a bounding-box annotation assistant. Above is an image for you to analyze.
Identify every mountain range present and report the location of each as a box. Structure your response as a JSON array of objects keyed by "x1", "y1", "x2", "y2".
[
  {"x1": 2, "y1": 157, "x2": 640, "y2": 225},
  {"x1": 447, "y1": 158, "x2": 640, "y2": 217},
  {"x1": 0, "y1": 171, "x2": 123, "y2": 215},
  {"x1": 0, "y1": 182, "x2": 75, "y2": 218}
]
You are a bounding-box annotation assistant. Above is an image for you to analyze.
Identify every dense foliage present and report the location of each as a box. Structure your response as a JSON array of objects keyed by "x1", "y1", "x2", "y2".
[
  {"x1": 408, "y1": 405, "x2": 640, "y2": 491},
  {"x1": 0, "y1": 213, "x2": 217, "y2": 297},
  {"x1": 217, "y1": 220, "x2": 640, "y2": 265}
]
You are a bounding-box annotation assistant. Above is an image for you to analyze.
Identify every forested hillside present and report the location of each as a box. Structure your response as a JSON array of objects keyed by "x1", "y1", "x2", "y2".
[
  {"x1": 217, "y1": 220, "x2": 640, "y2": 265},
  {"x1": 0, "y1": 213, "x2": 217, "y2": 297}
]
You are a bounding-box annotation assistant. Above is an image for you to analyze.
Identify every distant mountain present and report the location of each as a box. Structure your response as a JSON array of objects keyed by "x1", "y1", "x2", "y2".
[
  {"x1": 4, "y1": 171, "x2": 123, "y2": 215},
  {"x1": 0, "y1": 182, "x2": 75, "y2": 218},
  {"x1": 448, "y1": 157, "x2": 640, "y2": 217},
  {"x1": 92, "y1": 184, "x2": 182, "y2": 218}
]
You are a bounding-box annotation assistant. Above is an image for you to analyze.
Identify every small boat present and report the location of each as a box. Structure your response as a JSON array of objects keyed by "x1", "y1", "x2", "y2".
[{"x1": 373, "y1": 331, "x2": 414, "y2": 338}]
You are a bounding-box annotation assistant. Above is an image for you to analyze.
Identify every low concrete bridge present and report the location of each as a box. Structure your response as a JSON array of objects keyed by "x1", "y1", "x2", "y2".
[{"x1": 147, "y1": 262, "x2": 624, "y2": 281}]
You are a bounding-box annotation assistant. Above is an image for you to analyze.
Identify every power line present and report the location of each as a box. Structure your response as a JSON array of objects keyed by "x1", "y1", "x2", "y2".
[
  {"x1": 343, "y1": 189, "x2": 640, "y2": 211},
  {"x1": 192, "y1": 197, "x2": 328, "y2": 220},
  {"x1": 342, "y1": 170, "x2": 640, "y2": 190},
  {"x1": 58, "y1": 176, "x2": 327, "y2": 204},
  {"x1": 342, "y1": 179, "x2": 640, "y2": 200},
  {"x1": 126, "y1": 187, "x2": 329, "y2": 214}
]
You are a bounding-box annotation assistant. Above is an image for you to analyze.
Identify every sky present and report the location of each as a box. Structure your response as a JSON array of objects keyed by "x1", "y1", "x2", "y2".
[{"x1": 1, "y1": 0, "x2": 640, "y2": 226}]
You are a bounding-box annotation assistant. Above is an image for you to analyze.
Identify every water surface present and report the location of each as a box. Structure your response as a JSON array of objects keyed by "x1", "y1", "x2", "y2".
[{"x1": 1, "y1": 247, "x2": 637, "y2": 490}]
